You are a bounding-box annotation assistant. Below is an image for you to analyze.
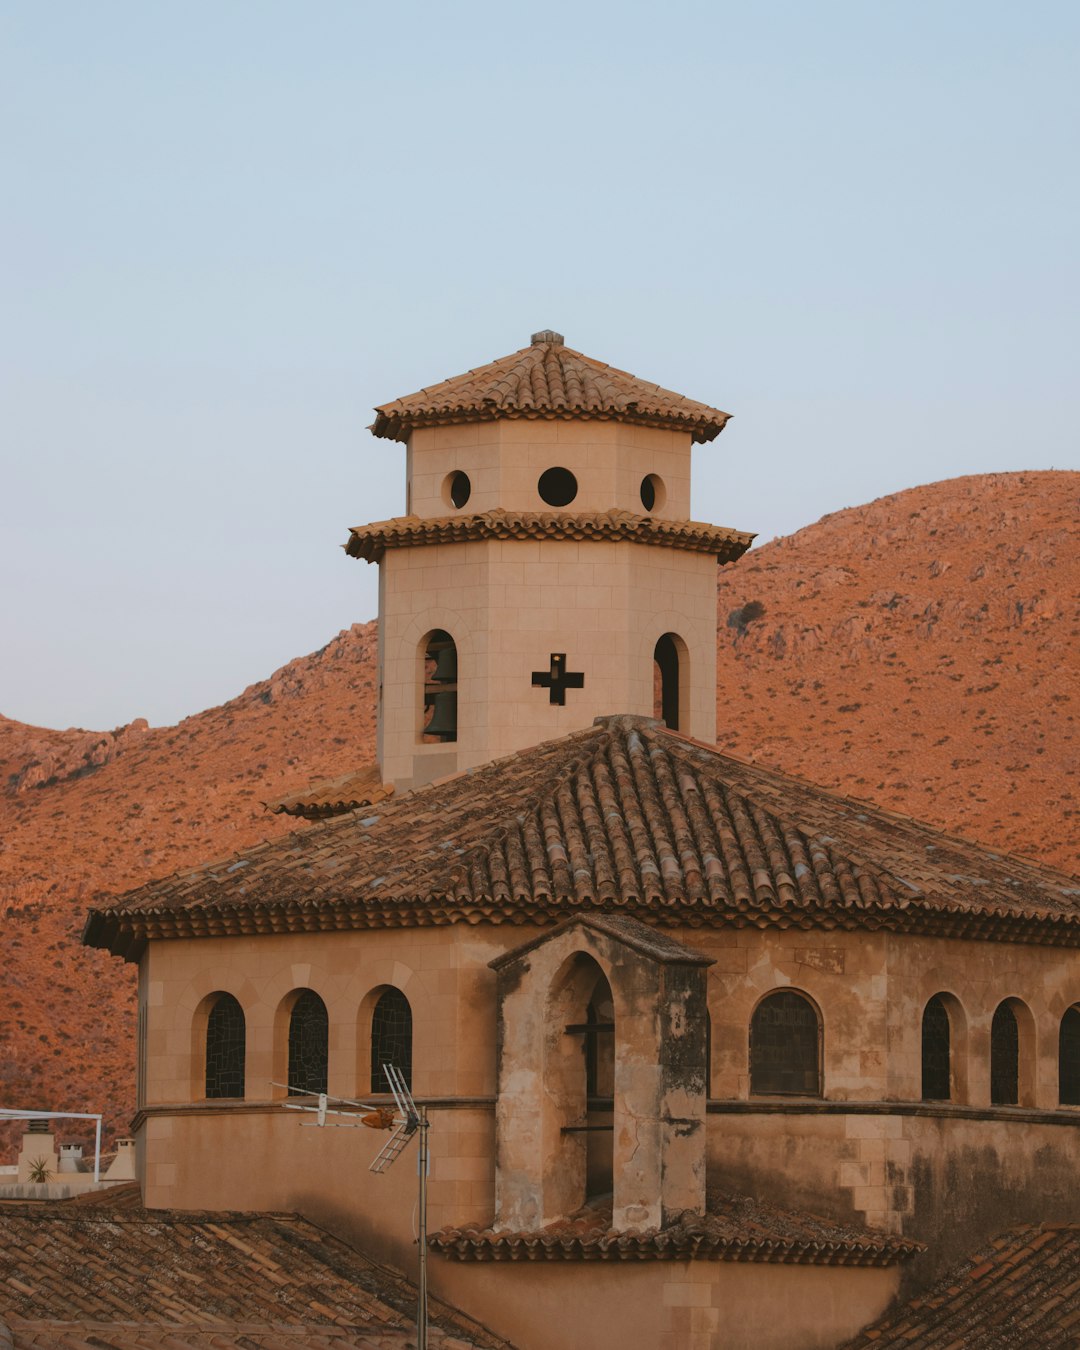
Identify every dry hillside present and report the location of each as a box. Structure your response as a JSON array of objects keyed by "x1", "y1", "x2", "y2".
[{"x1": 0, "y1": 470, "x2": 1075, "y2": 1148}]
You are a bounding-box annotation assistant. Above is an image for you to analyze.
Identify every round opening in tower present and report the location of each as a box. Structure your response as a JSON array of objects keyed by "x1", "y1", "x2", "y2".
[
  {"x1": 640, "y1": 474, "x2": 665, "y2": 513},
  {"x1": 538, "y1": 466, "x2": 578, "y2": 507},
  {"x1": 443, "y1": 470, "x2": 471, "y2": 510}
]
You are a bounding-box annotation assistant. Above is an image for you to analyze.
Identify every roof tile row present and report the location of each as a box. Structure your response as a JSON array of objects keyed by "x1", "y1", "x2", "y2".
[
  {"x1": 84, "y1": 718, "x2": 1080, "y2": 961},
  {"x1": 370, "y1": 337, "x2": 731, "y2": 444},
  {"x1": 343, "y1": 509, "x2": 753, "y2": 565}
]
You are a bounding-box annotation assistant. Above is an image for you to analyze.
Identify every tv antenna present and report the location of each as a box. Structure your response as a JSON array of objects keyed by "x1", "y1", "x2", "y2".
[{"x1": 274, "y1": 1068, "x2": 430, "y2": 1350}]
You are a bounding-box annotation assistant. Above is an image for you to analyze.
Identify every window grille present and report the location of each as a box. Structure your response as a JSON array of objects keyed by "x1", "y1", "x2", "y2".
[
  {"x1": 750, "y1": 991, "x2": 821, "y2": 1096},
  {"x1": 371, "y1": 988, "x2": 413, "y2": 1093},
  {"x1": 205, "y1": 993, "x2": 245, "y2": 1099},
  {"x1": 990, "y1": 1002, "x2": 1019, "y2": 1105},
  {"x1": 921, "y1": 996, "x2": 951, "y2": 1101},
  {"x1": 288, "y1": 990, "x2": 329, "y2": 1096},
  {"x1": 1060, "y1": 1007, "x2": 1080, "y2": 1106}
]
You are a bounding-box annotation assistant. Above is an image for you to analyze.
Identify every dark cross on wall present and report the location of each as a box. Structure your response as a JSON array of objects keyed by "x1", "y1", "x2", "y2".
[{"x1": 531, "y1": 653, "x2": 585, "y2": 706}]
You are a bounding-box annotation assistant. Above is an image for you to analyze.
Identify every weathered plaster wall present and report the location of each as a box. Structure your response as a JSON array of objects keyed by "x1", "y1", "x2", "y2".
[
  {"x1": 433, "y1": 1258, "x2": 901, "y2": 1350},
  {"x1": 136, "y1": 919, "x2": 1080, "y2": 1321}
]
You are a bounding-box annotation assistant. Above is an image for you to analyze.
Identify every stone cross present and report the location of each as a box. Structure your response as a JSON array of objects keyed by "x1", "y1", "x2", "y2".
[{"x1": 531, "y1": 653, "x2": 585, "y2": 706}]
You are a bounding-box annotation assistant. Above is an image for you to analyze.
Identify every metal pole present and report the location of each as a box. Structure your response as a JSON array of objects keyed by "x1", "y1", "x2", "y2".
[
  {"x1": 417, "y1": 1106, "x2": 429, "y2": 1350},
  {"x1": 93, "y1": 1116, "x2": 102, "y2": 1185}
]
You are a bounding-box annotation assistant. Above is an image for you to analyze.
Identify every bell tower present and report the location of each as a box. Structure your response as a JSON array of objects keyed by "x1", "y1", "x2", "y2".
[{"x1": 347, "y1": 331, "x2": 753, "y2": 791}]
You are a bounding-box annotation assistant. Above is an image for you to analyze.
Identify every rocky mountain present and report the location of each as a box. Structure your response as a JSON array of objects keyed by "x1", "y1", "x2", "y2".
[{"x1": 0, "y1": 470, "x2": 1075, "y2": 1149}]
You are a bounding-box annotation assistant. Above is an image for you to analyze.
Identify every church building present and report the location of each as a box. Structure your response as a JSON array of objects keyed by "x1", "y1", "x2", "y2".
[{"x1": 84, "y1": 332, "x2": 1080, "y2": 1350}]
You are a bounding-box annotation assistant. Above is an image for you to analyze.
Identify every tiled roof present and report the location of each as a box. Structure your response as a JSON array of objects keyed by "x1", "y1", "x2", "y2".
[
  {"x1": 83, "y1": 718, "x2": 1080, "y2": 960},
  {"x1": 841, "y1": 1222, "x2": 1080, "y2": 1347},
  {"x1": 264, "y1": 767, "x2": 393, "y2": 820},
  {"x1": 370, "y1": 332, "x2": 732, "y2": 444},
  {"x1": 431, "y1": 1191, "x2": 923, "y2": 1268},
  {"x1": 0, "y1": 1201, "x2": 508, "y2": 1350},
  {"x1": 344, "y1": 509, "x2": 753, "y2": 565}
]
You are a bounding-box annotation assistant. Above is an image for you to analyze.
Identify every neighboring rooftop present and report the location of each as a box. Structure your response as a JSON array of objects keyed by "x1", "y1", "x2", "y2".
[
  {"x1": 370, "y1": 332, "x2": 732, "y2": 444},
  {"x1": 841, "y1": 1222, "x2": 1080, "y2": 1348},
  {"x1": 431, "y1": 1190, "x2": 923, "y2": 1267},
  {"x1": 0, "y1": 1199, "x2": 510, "y2": 1350},
  {"x1": 264, "y1": 766, "x2": 393, "y2": 820},
  {"x1": 84, "y1": 717, "x2": 1080, "y2": 961}
]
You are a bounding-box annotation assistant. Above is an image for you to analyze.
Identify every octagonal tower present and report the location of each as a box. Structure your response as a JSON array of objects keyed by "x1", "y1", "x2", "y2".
[{"x1": 347, "y1": 330, "x2": 753, "y2": 790}]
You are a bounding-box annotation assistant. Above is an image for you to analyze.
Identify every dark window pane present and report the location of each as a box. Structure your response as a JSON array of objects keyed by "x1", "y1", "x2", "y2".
[
  {"x1": 1060, "y1": 1008, "x2": 1080, "y2": 1106},
  {"x1": 205, "y1": 993, "x2": 245, "y2": 1099},
  {"x1": 288, "y1": 990, "x2": 329, "y2": 1096},
  {"x1": 921, "y1": 996, "x2": 951, "y2": 1101},
  {"x1": 750, "y1": 991, "x2": 820, "y2": 1096},
  {"x1": 371, "y1": 989, "x2": 413, "y2": 1093},
  {"x1": 990, "y1": 1003, "x2": 1019, "y2": 1105}
]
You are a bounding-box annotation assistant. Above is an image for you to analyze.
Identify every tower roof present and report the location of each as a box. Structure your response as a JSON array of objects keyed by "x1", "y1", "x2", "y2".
[
  {"x1": 83, "y1": 717, "x2": 1080, "y2": 960},
  {"x1": 371, "y1": 331, "x2": 732, "y2": 444}
]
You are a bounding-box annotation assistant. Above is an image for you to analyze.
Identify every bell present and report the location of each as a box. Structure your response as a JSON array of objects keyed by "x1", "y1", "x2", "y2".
[
  {"x1": 424, "y1": 690, "x2": 457, "y2": 740},
  {"x1": 430, "y1": 644, "x2": 457, "y2": 683}
]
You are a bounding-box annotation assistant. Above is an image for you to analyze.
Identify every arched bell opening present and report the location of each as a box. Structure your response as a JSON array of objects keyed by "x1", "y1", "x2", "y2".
[
  {"x1": 653, "y1": 632, "x2": 687, "y2": 732},
  {"x1": 420, "y1": 629, "x2": 457, "y2": 743}
]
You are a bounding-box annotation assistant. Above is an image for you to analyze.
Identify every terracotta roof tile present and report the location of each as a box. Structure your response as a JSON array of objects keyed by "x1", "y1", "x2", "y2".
[
  {"x1": 344, "y1": 509, "x2": 753, "y2": 565},
  {"x1": 263, "y1": 768, "x2": 393, "y2": 820},
  {"x1": 431, "y1": 1191, "x2": 923, "y2": 1267},
  {"x1": 0, "y1": 1202, "x2": 508, "y2": 1350},
  {"x1": 371, "y1": 333, "x2": 732, "y2": 444},
  {"x1": 84, "y1": 717, "x2": 1080, "y2": 961},
  {"x1": 841, "y1": 1222, "x2": 1080, "y2": 1347}
]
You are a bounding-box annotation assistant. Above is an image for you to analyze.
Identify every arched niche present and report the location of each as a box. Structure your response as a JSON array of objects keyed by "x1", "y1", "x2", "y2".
[{"x1": 490, "y1": 913, "x2": 713, "y2": 1233}]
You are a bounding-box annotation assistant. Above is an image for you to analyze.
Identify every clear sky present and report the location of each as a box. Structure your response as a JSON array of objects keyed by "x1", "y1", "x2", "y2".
[{"x1": 2, "y1": 2, "x2": 1077, "y2": 730}]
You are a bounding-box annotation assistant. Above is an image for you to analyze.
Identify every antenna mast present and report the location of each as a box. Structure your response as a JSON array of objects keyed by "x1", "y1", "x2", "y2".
[{"x1": 275, "y1": 1067, "x2": 430, "y2": 1350}]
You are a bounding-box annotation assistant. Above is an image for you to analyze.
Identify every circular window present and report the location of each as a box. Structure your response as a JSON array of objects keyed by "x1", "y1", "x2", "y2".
[
  {"x1": 538, "y1": 466, "x2": 578, "y2": 508},
  {"x1": 640, "y1": 474, "x2": 665, "y2": 513},
  {"x1": 443, "y1": 471, "x2": 471, "y2": 510}
]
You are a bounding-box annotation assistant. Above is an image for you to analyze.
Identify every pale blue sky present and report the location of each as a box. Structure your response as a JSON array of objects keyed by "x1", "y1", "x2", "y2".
[{"x1": 2, "y1": 1, "x2": 1077, "y2": 729}]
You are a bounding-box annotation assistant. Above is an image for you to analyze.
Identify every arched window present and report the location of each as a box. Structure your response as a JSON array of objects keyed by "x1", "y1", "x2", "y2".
[
  {"x1": 653, "y1": 633, "x2": 684, "y2": 731},
  {"x1": 205, "y1": 993, "x2": 245, "y2": 1099},
  {"x1": 921, "y1": 995, "x2": 951, "y2": 1101},
  {"x1": 421, "y1": 630, "x2": 457, "y2": 743},
  {"x1": 288, "y1": 990, "x2": 329, "y2": 1097},
  {"x1": 371, "y1": 988, "x2": 413, "y2": 1094},
  {"x1": 750, "y1": 990, "x2": 821, "y2": 1096},
  {"x1": 1060, "y1": 1007, "x2": 1080, "y2": 1106},
  {"x1": 990, "y1": 1001, "x2": 1019, "y2": 1105}
]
